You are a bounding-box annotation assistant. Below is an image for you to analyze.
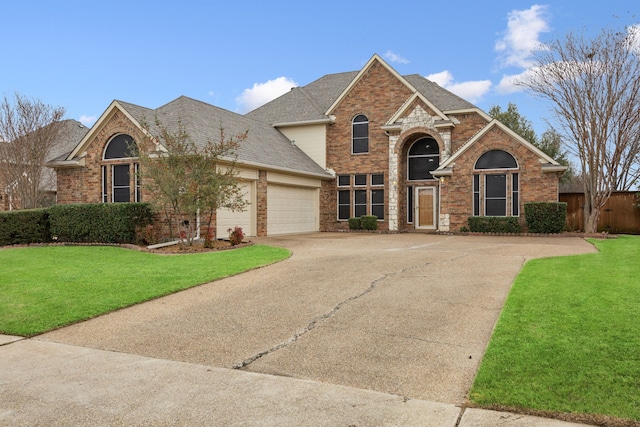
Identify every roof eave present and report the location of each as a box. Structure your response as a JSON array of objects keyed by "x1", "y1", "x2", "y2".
[{"x1": 272, "y1": 117, "x2": 335, "y2": 128}]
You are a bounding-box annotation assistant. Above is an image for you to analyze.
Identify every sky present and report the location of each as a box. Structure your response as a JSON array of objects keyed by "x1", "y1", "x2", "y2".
[{"x1": 1, "y1": 1, "x2": 637, "y2": 136}]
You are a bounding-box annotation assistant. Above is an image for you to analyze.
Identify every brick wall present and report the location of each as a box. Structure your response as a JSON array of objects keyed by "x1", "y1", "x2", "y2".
[{"x1": 321, "y1": 61, "x2": 413, "y2": 231}]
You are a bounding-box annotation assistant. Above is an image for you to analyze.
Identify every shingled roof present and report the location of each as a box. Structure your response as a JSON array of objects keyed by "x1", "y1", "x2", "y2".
[
  {"x1": 118, "y1": 96, "x2": 330, "y2": 178},
  {"x1": 246, "y1": 70, "x2": 476, "y2": 126}
]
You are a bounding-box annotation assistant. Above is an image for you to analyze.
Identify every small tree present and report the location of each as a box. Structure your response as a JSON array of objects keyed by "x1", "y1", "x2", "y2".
[
  {"x1": 137, "y1": 118, "x2": 248, "y2": 246},
  {"x1": 518, "y1": 25, "x2": 640, "y2": 233},
  {"x1": 0, "y1": 93, "x2": 66, "y2": 209}
]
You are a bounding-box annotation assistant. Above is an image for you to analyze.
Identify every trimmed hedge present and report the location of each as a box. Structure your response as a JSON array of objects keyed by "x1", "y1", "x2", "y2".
[
  {"x1": 0, "y1": 209, "x2": 50, "y2": 246},
  {"x1": 48, "y1": 203, "x2": 154, "y2": 244},
  {"x1": 524, "y1": 202, "x2": 567, "y2": 234},
  {"x1": 348, "y1": 215, "x2": 378, "y2": 231},
  {"x1": 468, "y1": 216, "x2": 522, "y2": 233}
]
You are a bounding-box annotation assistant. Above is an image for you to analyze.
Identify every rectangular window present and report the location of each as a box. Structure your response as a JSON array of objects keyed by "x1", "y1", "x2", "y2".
[
  {"x1": 512, "y1": 173, "x2": 519, "y2": 216},
  {"x1": 407, "y1": 186, "x2": 414, "y2": 223},
  {"x1": 485, "y1": 174, "x2": 507, "y2": 216},
  {"x1": 338, "y1": 190, "x2": 350, "y2": 220},
  {"x1": 135, "y1": 163, "x2": 141, "y2": 202},
  {"x1": 371, "y1": 173, "x2": 384, "y2": 186},
  {"x1": 112, "y1": 164, "x2": 131, "y2": 203},
  {"x1": 354, "y1": 190, "x2": 367, "y2": 217},
  {"x1": 101, "y1": 165, "x2": 108, "y2": 203},
  {"x1": 473, "y1": 175, "x2": 480, "y2": 216},
  {"x1": 338, "y1": 175, "x2": 350, "y2": 187},
  {"x1": 371, "y1": 190, "x2": 384, "y2": 220},
  {"x1": 354, "y1": 174, "x2": 367, "y2": 186}
]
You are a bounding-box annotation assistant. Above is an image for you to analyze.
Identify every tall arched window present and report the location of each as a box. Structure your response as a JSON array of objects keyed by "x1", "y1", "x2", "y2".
[
  {"x1": 102, "y1": 134, "x2": 140, "y2": 203},
  {"x1": 473, "y1": 150, "x2": 519, "y2": 216},
  {"x1": 407, "y1": 137, "x2": 439, "y2": 180},
  {"x1": 352, "y1": 114, "x2": 369, "y2": 154}
]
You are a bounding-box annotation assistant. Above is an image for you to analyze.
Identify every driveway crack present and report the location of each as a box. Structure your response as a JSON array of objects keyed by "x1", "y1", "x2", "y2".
[{"x1": 233, "y1": 265, "x2": 422, "y2": 370}]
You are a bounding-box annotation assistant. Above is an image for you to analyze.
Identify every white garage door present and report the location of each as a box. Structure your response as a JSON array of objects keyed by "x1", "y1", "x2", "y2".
[
  {"x1": 267, "y1": 185, "x2": 318, "y2": 235},
  {"x1": 216, "y1": 182, "x2": 254, "y2": 237}
]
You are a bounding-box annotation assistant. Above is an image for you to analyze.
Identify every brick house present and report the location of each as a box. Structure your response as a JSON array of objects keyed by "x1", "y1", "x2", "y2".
[{"x1": 49, "y1": 54, "x2": 565, "y2": 236}]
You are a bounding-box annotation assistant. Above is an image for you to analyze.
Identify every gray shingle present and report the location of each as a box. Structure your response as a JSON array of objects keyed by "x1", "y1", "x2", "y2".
[{"x1": 119, "y1": 96, "x2": 329, "y2": 177}]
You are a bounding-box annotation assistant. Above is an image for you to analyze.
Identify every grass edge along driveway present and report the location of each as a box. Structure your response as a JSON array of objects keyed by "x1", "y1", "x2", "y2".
[
  {"x1": 0, "y1": 244, "x2": 290, "y2": 337},
  {"x1": 470, "y1": 235, "x2": 640, "y2": 425}
]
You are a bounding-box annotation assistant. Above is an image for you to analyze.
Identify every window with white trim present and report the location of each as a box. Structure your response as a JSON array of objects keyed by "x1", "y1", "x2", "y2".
[
  {"x1": 102, "y1": 134, "x2": 140, "y2": 203},
  {"x1": 352, "y1": 115, "x2": 369, "y2": 154},
  {"x1": 408, "y1": 137, "x2": 439, "y2": 180},
  {"x1": 473, "y1": 150, "x2": 519, "y2": 216},
  {"x1": 336, "y1": 173, "x2": 384, "y2": 220}
]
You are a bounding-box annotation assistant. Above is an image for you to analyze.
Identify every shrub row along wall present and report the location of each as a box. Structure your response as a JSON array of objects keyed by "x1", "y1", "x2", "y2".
[
  {"x1": 0, "y1": 203, "x2": 154, "y2": 246},
  {"x1": 468, "y1": 202, "x2": 567, "y2": 234}
]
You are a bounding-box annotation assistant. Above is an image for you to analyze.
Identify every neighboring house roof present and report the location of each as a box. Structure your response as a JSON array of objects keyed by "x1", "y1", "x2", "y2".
[
  {"x1": 47, "y1": 119, "x2": 90, "y2": 162},
  {"x1": 51, "y1": 96, "x2": 331, "y2": 179},
  {"x1": 246, "y1": 54, "x2": 478, "y2": 126}
]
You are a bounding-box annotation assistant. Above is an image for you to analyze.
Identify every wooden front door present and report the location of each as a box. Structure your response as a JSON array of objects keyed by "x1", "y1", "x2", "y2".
[{"x1": 416, "y1": 187, "x2": 436, "y2": 229}]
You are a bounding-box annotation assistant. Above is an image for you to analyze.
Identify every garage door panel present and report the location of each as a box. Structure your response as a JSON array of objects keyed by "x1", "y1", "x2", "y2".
[
  {"x1": 267, "y1": 185, "x2": 317, "y2": 235},
  {"x1": 217, "y1": 182, "x2": 254, "y2": 237}
]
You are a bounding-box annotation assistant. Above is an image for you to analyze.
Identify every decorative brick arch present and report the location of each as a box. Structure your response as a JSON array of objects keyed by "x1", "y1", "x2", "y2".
[{"x1": 393, "y1": 127, "x2": 445, "y2": 155}]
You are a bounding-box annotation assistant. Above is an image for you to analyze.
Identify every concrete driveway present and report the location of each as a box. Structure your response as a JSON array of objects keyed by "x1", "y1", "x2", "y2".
[{"x1": 1, "y1": 233, "x2": 596, "y2": 426}]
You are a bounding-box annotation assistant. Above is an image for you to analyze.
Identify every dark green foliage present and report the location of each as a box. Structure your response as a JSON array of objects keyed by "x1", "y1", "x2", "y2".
[
  {"x1": 467, "y1": 216, "x2": 522, "y2": 233},
  {"x1": 360, "y1": 215, "x2": 378, "y2": 230},
  {"x1": 524, "y1": 202, "x2": 567, "y2": 233},
  {"x1": 0, "y1": 209, "x2": 50, "y2": 245},
  {"x1": 48, "y1": 203, "x2": 154, "y2": 244},
  {"x1": 348, "y1": 217, "x2": 361, "y2": 230}
]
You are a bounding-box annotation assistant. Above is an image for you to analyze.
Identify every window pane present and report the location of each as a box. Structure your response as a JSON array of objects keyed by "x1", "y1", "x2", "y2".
[
  {"x1": 473, "y1": 174, "x2": 480, "y2": 216},
  {"x1": 113, "y1": 188, "x2": 130, "y2": 203},
  {"x1": 371, "y1": 173, "x2": 384, "y2": 186},
  {"x1": 105, "y1": 134, "x2": 138, "y2": 159},
  {"x1": 485, "y1": 174, "x2": 506, "y2": 197},
  {"x1": 407, "y1": 186, "x2": 413, "y2": 223},
  {"x1": 338, "y1": 190, "x2": 350, "y2": 204},
  {"x1": 475, "y1": 150, "x2": 517, "y2": 169},
  {"x1": 371, "y1": 204, "x2": 384, "y2": 219},
  {"x1": 371, "y1": 190, "x2": 384, "y2": 204},
  {"x1": 408, "y1": 157, "x2": 438, "y2": 180},
  {"x1": 486, "y1": 199, "x2": 506, "y2": 216},
  {"x1": 113, "y1": 164, "x2": 130, "y2": 186},
  {"x1": 354, "y1": 190, "x2": 366, "y2": 217},
  {"x1": 409, "y1": 138, "x2": 439, "y2": 155},
  {"x1": 354, "y1": 190, "x2": 366, "y2": 204},
  {"x1": 338, "y1": 175, "x2": 350, "y2": 186},
  {"x1": 354, "y1": 174, "x2": 366, "y2": 186},
  {"x1": 512, "y1": 173, "x2": 519, "y2": 216},
  {"x1": 353, "y1": 123, "x2": 368, "y2": 138},
  {"x1": 353, "y1": 138, "x2": 368, "y2": 154}
]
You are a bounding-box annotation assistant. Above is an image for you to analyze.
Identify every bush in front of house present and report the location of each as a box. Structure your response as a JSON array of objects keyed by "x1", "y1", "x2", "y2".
[
  {"x1": 0, "y1": 209, "x2": 50, "y2": 246},
  {"x1": 360, "y1": 215, "x2": 378, "y2": 230},
  {"x1": 348, "y1": 217, "x2": 361, "y2": 230},
  {"x1": 48, "y1": 203, "x2": 154, "y2": 244},
  {"x1": 467, "y1": 216, "x2": 522, "y2": 234},
  {"x1": 524, "y1": 202, "x2": 567, "y2": 234}
]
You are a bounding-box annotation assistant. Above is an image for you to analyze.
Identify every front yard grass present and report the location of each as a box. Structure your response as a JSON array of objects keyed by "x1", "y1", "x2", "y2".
[
  {"x1": 470, "y1": 235, "x2": 640, "y2": 424},
  {"x1": 0, "y1": 244, "x2": 290, "y2": 337}
]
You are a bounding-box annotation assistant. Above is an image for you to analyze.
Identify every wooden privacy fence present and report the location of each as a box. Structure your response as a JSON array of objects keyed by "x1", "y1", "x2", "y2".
[{"x1": 559, "y1": 192, "x2": 640, "y2": 234}]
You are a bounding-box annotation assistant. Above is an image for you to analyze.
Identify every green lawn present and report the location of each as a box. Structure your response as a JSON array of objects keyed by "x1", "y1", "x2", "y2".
[
  {"x1": 470, "y1": 235, "x2": 640, "y2": 423},
  {"x1": 0, "y1": 244, "x2": 290, "y2": 337}
]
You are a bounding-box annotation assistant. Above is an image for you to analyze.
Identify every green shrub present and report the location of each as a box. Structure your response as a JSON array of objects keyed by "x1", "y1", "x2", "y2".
[
  {"x1": 524, "y1": 202, "x2": 567, "y2": 234},
  {"x1": 0, "y1": 209, "x2": 50, "y2": 246},
  {"x1": 348, "y1": 217, "x2": 361, "y2": 230},
  {"x1": 360, "y1": 215, "x2": 378, "y2": 230},
  {"x1": 467, "y1": 216, "x2": 522, "y2": 233},
  {"x1": 48, "y1": 203, "x2": 154, "y2": 244}
]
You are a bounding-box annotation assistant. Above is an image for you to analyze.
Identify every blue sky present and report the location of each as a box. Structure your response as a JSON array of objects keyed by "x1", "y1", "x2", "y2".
[{"x1": 1, "y1": 1, "x2": 637, "y2": 135}]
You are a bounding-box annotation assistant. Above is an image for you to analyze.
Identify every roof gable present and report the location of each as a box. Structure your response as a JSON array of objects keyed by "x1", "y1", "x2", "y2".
[{"x1": 438, "y1": 120, "x2": 561, "y2": 170}]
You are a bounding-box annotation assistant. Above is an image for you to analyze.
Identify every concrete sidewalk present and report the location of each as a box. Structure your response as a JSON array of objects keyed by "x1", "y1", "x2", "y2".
[
  {"x1": 1, "y1": 336, "x2": 588, "y2": 426},
  {"x1": 1, "y1": 234, "x2": 597, "y2": 425}
]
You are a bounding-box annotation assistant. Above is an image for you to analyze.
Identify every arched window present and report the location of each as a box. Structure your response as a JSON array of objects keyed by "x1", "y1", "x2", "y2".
[
  {"x1": 407, "y1": 137, "x2": 439, "y2": 180},
  {"x1": 104, "y1": 134, "x2": 138, "y2": 159},
  {"x1": 352, "y1": 115, "x2": 369, "y2": 154},
  {"x1": 101, "y1": 134, "x2": 140, "y2": 203},
  {"x1": 473, "y1": 150, "x2": 519, "y2": 217}
]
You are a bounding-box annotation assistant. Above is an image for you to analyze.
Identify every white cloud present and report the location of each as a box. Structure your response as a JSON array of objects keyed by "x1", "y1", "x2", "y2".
[
  {"x1": 236, "y1": 76, "x2": 298, "y2": 113},
  {"x1": 426, "y1": 70, "x2": 492, "y2": 103},
  {"x1": 495, "y1": 4, "x2": 550, "y2": 69},
  {"x1": 79, "y1": 115, "x2": 97, "y2": 127},
  {"x1": 496, "y1": 71, "x2": 530, "y2": 94},
  {"x1": 384, "y1": 50, "x2": 409, "y2": 64}
]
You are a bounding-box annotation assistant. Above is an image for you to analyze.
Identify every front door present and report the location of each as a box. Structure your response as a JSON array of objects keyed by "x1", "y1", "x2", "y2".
[{"x1": 416, "y1": 187, "x2": 436, "y2": 229}]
